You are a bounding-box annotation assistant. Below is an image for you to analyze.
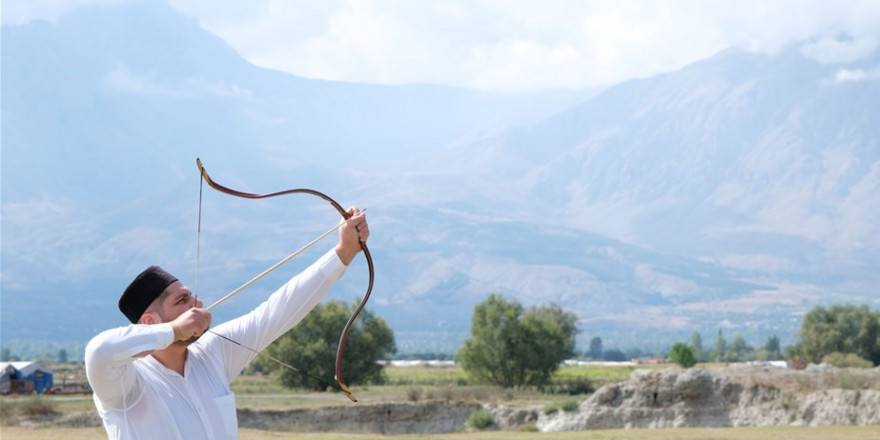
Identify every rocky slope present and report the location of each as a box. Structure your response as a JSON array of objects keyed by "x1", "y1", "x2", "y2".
[
  {"x1": 10, "y1": 366, "x2": 878, "y2": 433},
  {"x1": 537, "y1": 365, "x2": 880, "y2": 431}
]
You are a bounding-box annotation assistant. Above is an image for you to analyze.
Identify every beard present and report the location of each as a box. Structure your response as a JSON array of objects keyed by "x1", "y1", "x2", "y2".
[{"x1": 154, "y1": 309, "x2": 206, "y2": 347}]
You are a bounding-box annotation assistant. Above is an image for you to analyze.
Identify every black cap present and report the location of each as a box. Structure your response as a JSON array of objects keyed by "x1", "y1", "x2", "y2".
[{"x1": 118, "y1": 266, "x2": 179, "y2": 323}]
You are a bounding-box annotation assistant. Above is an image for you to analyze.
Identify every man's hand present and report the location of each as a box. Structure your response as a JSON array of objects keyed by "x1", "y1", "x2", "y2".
[
  {"x1": 335, "y1": 207, "x2": 369, "y2": 265},
  {"x1": 169, "y1": 308, "x2": 212, "y2": 342}
]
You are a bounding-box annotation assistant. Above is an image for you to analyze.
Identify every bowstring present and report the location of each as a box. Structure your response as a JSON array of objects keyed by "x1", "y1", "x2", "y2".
[
  {"x1": 195, "y1": 170, "x2": 342, "y2": 394},
  {"x1": 196, "y1": 174, "x2": 203, "y2": 299},
  {"x1": 206, "y1": 330, "x2": 338, "y2": 392}
]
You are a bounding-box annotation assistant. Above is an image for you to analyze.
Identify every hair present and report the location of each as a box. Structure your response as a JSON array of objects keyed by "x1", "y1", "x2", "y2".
[{"x1": 139, "y1": 287, "x2": 174, "y2": 323}]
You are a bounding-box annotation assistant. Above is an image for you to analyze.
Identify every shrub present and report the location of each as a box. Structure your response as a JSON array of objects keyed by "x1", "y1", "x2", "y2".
[
  {"x1": 406, "y1": 387, "x2": 422, "y2": 402},
  {"x1": 560, "y1": 399, "x2": 580, "y2": 412},
  {"x1": 517, "y1": 423, "x2": 539, "y2": 432},
  {"x1": 16, "y1": 396, "x2": 59, "y2": 419},
  {"x1": 669, "y1": 342, "x2": 697, "y2": 368},
  {"x1": 543, "y1": 403, "x2": 559, "y2": 415},
  {"x1": 468, "y1": 410, "x2": 494, "y2": 429},
  {"x1": 822, "y1": 352, "x2": 873, "y2": 368},
  {"x1": 552, "y1": 377, "x2": 594, "y2": 395}
]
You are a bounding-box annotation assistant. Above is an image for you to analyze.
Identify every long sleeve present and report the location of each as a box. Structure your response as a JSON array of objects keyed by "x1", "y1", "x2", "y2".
[
  {"x1": 84, "y1": 249, "x2": 349, "y2": 440},
  {"x1": 84, "y1": 323, "x2": 175, "y2": 410},
  {"x1": 203, "y1": 249, "x2": 347, "y2": 381}
]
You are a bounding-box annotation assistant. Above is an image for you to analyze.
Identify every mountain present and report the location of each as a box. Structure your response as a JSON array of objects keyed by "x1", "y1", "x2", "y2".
[
  {"x1": 375, "y1": 47, "x2": 880, "y2": 349},
  {"x1": 0, "y1": 0, "x2": 584, "y2": 355},
  {"x1": 2, "y1": 0, "x2": 878, "y2": 358}
]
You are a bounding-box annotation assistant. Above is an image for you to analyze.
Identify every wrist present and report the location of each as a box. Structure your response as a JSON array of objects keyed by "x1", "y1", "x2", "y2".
[
  {"x1": 335, "y1": 243, "x2": 358, "y2": 266},
  {"x1": 170, "y1": 322, "x2": 184, "y2": 341}
]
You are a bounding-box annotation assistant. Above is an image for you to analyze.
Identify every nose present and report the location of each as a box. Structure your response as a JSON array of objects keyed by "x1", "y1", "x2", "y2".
[{"x1": 194, "y1": 297, "x2": 204, "y2": 308}]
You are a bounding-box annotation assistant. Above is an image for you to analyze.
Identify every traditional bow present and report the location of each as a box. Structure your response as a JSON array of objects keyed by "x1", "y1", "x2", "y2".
[{"x1": 195, "y1": 158, "x2": 373, "y2": 402}]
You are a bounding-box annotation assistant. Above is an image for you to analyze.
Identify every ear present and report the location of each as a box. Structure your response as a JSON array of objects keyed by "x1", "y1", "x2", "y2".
[{"x1": 139, "y1": 311, "x2": 161, "y2": 325}]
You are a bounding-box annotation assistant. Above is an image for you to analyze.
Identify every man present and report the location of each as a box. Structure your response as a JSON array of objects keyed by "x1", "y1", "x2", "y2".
[{"x1": 85, "y1": 208, "x2": 369, "y2": 440}]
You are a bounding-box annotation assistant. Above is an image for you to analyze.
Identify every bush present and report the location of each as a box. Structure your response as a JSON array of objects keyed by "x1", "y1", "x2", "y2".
[
  {"x1": 13, "y1": 396, "x2": 59, "y2": 420},
  {"x1": 468, "y1": 410, "x2": 494, "y2": 429},
  {"x1": 800, "y1": 304, "x2": 879, "y2": 366},
  {"x1": 557, "y1": 377, "x2": 594, "y2": 395},
  {"x1": 669, "y1": 342, "x2": 697, "y2": 368},
  {"x1": 560, "y1": 399, "x2": 580, "y2": 412},
  {"x1": 517, "y1": 423, "x2": 539, "y2": 432},
  {"x1": 406, "y1": 387, "x2": 422, "y2": 402},
  {"x1": 822, "y1": 352, "x2": 873, "y2": 368}
]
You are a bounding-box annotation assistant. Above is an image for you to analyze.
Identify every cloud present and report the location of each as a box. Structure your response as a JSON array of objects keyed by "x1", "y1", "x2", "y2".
[
  {"x1": 827, "y1": 65, "x2": 880, "y2": 83},
  {"x1": 0, "y1": 0, "x2": 127, "y2": 25},
  {"x1": 801, "y1": 35, "x2": 880, "y2": 64},
  {"x1": 165, "y1": 0, "x2": 880, "y2": 91},
  {"x1": 6, "y1": 0, "x2": 880, "y2": 91}
]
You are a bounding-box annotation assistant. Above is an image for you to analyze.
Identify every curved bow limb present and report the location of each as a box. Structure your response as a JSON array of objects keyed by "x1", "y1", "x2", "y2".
[{"x1": 196, "y1": 158, "x2": 373, "y2": 402}]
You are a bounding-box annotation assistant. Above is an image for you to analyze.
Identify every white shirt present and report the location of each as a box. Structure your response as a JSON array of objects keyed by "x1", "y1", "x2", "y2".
[{"x1": 85, "y1": 250, "x2": 346, "y2": 440}]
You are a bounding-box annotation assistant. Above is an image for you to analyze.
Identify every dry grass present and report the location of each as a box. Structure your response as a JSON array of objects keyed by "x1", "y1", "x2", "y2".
[
  {"x1": 720, "y1": 366, "x2": 880, "y2": 393},
  {"x1": 2, "y1": 425, "x2": 880, "y2": 440},
  {"x1": 4, "y1": 363, "x2": 877, "y2": 439}
]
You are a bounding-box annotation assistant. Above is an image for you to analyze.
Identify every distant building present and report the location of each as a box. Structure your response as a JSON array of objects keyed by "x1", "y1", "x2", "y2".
[
  {"x1": 0, "y1": 363, "x2": 16, "y2": 394},
  {"x1": 0, "y1": 361, "x2": 54, "y2": 394}
]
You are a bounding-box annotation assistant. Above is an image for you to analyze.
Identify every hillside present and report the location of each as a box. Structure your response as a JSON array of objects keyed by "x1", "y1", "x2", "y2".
[{"x1": 2, "y1": 0, "x2": 879, "y2": 355}]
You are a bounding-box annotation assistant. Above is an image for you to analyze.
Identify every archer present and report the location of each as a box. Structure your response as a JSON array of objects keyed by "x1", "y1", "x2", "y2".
[{"x1": 84, "y1": 207, "x2": 368, "y2": 440}]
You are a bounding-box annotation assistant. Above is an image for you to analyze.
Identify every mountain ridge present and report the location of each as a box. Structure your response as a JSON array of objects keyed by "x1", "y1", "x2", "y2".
[{"x1": 2, "y1": 1, "x2": 878, "y2": 357}]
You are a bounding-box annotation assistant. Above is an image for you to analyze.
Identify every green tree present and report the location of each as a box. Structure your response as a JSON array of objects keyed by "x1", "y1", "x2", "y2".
[
  {"x1": 264, "y1": 299, "x2": 396, "y2": 391},
  {"x1": 764, "y1": 334, "x2": 781, "y2": 359},
  {"x1": 588, "y1": 337, "x2": 603, "y2": 360},
  {"x1": 669, "y1": 342, "x2": 696, "y2": 368},
  {"x1": 714, "y1": 329, "x2": 727, "y2": 362},
  {"x1": 602, "y1": 349, "x2": 627, "y2": 362},
  {"x1": 728, "y1": 334, "x2": 751, "y2": 361},
  {"x1": 821, "y1": 352, "x2": 873, "y2": 368},
  {"x1": 800, "y1": 304, "x2": 879, "y2": 366},
  {"x1": 690, "y1": 331, "x2": 704, "y2": 361},
  {"x1": 458, "y1": 294, "x2": 578, "y2": 388}
]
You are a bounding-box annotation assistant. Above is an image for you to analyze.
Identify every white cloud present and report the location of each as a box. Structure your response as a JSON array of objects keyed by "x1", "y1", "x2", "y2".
[
  {"x1": 801, "y1": 35, "x2": 880, "y2": 64},
  {"x1": 0, "y1": 0, "x2": 126, "y2": 25},
  {"x1": 828, "y1": 65, "x2": 880, "y2": 83},
  {"x1": 5, "y1": 0, "x2": 880, "y2": 91}
]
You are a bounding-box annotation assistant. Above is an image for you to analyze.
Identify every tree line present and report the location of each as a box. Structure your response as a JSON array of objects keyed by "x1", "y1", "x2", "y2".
[
  {"x1": 669, "y1": 304, "x2": 880, "y2": 369},
  {"x1": 251, "y1": 296, "x2": 877, "y2": 391},
  {"x1": 4, "y1": 297, "x2": 876, "y2": 391}
]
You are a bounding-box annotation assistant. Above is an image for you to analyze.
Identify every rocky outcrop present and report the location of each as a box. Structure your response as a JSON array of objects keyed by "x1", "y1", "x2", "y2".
[
  {"x1": 484, "y1": 404, "x2": 539, "y2": 430},
  {"x1": 538, "y1": 366, "x2": 880, "y2": 431},
  {"x1": 17, "y1": 366, "x2": 874, "y2": 433}
]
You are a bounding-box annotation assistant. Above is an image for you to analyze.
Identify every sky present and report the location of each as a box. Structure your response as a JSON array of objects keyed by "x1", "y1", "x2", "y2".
[{"x1": 3, "y1": 0, "x2": 880, "y2": 91}]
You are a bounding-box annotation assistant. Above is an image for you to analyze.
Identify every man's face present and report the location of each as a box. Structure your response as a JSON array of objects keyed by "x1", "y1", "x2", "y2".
[{"x1": 156, "y1": 281, "x2": 202, "y2": 323}]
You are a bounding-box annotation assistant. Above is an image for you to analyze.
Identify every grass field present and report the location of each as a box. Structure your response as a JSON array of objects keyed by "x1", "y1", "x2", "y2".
[
  {"x1": 3, "y1": 425, "x2": 880, "y2": 440},
  {"x1": 2, "y1": 363, "x2": 879, "y2": 439}
]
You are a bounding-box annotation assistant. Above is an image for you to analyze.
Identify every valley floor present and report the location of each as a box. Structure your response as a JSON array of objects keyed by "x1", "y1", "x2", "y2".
[{"x1": 3, "y1": 425, "x2": 880, "y2": 440}]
